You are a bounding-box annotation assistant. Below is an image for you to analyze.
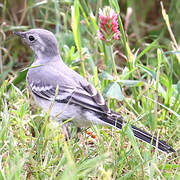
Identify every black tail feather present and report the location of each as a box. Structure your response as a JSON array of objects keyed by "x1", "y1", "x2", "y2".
[
  {"x1": 131, "y1": 125, "x2": 175, "y2": 153},
  {"x1": 101, "y1": 113, "x2": 175, "y2": 153}
]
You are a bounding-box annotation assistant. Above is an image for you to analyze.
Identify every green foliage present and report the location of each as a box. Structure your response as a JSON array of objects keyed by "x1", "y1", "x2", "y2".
[{"x1": 0, "y1": 0, "x2": 179, "y2": 179}]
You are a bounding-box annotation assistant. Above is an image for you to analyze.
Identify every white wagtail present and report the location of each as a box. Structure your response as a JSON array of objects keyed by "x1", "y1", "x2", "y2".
[{"x1": 14, "y1": 29, "x2": 175, "y2": 153}]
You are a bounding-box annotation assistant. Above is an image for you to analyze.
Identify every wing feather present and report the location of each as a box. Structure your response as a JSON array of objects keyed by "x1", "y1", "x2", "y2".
[{"x1": 27, "y1": 64, "x2": 110, "y2": 114}]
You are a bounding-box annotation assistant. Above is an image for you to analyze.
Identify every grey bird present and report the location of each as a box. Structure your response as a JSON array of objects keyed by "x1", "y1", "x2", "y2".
[{"x1": 14, "y1": 29, "x2": 175, "y2": 153}]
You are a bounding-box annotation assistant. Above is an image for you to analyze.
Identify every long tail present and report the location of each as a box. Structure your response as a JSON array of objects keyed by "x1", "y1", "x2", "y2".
[{"x1": 100, "y1": 113, "x2": 175, "y2": 153}]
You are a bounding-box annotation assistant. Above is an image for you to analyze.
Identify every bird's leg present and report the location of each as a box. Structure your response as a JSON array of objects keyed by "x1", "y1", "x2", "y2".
[{"x1": 62, "y1": 124, "x2": 71, "y2": 141}]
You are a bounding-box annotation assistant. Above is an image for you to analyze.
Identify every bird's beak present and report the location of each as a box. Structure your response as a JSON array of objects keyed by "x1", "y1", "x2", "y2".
[{"x1": 14, "y1": 31, "x2": 26, "y2": 38}]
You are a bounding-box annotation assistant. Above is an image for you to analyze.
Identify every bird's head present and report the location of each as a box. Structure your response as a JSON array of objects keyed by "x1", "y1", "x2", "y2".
[{"x1": 14, "y1": 29, "x2": 59, "y2": 59}]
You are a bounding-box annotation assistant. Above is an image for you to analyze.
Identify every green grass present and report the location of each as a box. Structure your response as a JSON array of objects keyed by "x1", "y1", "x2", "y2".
[{"x1": 0, "y1": 0, "x2": 180, "y2": 179}]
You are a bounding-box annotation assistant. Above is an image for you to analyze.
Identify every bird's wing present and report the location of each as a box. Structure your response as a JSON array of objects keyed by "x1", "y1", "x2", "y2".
[
  {"x1": 79, "y1": 81, "x2": 110, "y2": 113},
  {"x1": 27, "y1": 65, "x2": 109, "y2": 114}
]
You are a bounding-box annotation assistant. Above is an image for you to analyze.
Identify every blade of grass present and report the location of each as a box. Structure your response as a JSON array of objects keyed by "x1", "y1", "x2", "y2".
[{"x1": 71, "y1": 0, "x2": 86, "y2": 77}]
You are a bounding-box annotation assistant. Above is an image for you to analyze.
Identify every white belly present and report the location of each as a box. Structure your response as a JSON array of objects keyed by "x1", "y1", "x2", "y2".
[{"x1": 33, "y1": 95, "x2": 108, "y2": 127}]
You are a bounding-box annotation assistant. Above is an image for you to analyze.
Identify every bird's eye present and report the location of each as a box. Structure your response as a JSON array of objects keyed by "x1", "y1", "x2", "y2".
[{"x1": 29, "y1": 35, "x2": 35, "y2": 41}]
